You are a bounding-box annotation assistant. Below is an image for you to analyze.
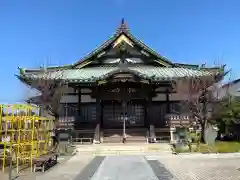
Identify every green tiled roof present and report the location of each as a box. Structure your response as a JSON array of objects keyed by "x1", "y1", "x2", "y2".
[
  {"x1": 130, "y1": 66, "x2": 216, "y2": 80},
  {"x1": 21, "y1": 65, "x2": 220, "y2": 83}
]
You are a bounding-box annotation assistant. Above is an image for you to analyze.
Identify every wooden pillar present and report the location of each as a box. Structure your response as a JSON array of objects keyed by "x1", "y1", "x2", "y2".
[
  {"x1": 144, "y1": 100, "x2": 148, "y2": 127},
  {"x1": 147, "y1": 82, "x2": 156, "y2": 142},
  {"x1": 122, "y1": 99, "x2": 127, "y2": 143},
  {"x1": 143, "y1": 83, "x2": 148, "y2": 127},
  {"x1": 166, "y1": 89, "x2": 170, "y2": 113},
  {"x1": 96, "y1": 86, "x2": 101, "y2": 126},
  {"x1": 94, "y1": 85, "x2": 101, "y2": 143},
  {"x1": 78, "y1": 87, "x2": 81, "y2": 117},
  {"x1": 147, "y1": 82, "x2": 152, "y2": 126}
]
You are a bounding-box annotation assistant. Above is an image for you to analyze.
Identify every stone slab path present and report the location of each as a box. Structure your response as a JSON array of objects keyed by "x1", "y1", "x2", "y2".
[
  {"x1": 91, "y1": 156, "x2": 158, "y2": 180},
  {"x1": 3, "y1": 153, "x2": 240, "y2": 180}
]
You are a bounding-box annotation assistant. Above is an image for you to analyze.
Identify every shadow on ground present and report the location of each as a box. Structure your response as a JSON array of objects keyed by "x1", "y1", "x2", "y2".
[
  {"x1": 147, "y1": 160, "x2": 174, "y2": 180},
  {"x1": 73, "y1": 156, "x2": 105, "y2": 180}
]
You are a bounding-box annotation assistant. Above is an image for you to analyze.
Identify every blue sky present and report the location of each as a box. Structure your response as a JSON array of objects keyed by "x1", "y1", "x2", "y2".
[{"x1": 0, "y1": 0, "x2": 240, "y2": 103}]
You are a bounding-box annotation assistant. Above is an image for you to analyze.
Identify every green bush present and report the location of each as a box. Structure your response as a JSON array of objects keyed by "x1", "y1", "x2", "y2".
[
  {"x1": 215, "y1": 141, "x2": 240, "y2": 153},
  {"x1": 188, "y1": 132, "x2": 200, "y2": 143},
  {"x1": 174, "y1": 141, "x2": 240, "y2": 153}
]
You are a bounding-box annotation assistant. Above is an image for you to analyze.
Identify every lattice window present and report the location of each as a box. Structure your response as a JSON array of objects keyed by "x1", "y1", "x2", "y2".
[
  {"x1": 80, "y1": 105, "x2": 96, "y2": 122},
  {"x1": 170, "y1": 103, "x2": 181, "y2": 113}
]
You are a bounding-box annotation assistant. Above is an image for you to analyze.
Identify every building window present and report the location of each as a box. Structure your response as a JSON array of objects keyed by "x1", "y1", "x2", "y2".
[
  {"x1": 170, "y1": 103, "x2": 181, "y2": 113},
  {"x1": 80, "y1": 105, "x2": 96, "y2": 122},
  {"x1": 59, "y1": 103, "x2": 78, "y2": 117}
]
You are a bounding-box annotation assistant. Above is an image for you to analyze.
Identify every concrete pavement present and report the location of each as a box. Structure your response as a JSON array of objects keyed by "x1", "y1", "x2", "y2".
[{"x1": 3, "y1": 152, "x2": 240, "y2": 180}]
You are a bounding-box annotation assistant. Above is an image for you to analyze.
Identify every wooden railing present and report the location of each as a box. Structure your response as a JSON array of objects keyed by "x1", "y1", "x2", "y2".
[
  {"x1": 147, "y1": 136, "x2": 170, "y2": 143},
  {"x1": 72, "y1": 137, "x2": 93, "y2": 144}
]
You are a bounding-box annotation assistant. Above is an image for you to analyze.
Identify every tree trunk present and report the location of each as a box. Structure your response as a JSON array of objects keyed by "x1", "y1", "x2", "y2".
[
  {"x1": 200, "y1": 125, "x2": 205, "y2": 143},
  {"x1": 200, "y1": 120, "x2": 208, "y2": 143}
]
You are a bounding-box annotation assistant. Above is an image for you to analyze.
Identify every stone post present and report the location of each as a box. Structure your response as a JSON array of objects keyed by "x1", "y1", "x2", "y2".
[{"x1": 170, "y1": 127, "x2": 176, "y2": 143}]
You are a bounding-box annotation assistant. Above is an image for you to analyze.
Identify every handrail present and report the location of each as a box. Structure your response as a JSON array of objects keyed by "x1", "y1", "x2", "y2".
[{"x1": 72, "y1": 137, "x2": 93, "y2": 144}]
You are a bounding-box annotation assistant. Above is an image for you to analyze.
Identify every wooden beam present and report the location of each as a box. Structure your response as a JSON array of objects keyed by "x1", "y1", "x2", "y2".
[{"x1": 98, "y1": 91, "x2": 148, "y2": 100}]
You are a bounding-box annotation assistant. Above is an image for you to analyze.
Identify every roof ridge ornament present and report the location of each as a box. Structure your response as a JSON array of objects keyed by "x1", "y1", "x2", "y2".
[{"x1": 116, "y1": 18, "x2": 129, "y2": 33}]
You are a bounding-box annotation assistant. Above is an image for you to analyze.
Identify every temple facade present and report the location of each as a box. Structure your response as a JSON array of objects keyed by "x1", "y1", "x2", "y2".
[{"x1": 17, "y1": 20, "x2": 225, "y2": 143}]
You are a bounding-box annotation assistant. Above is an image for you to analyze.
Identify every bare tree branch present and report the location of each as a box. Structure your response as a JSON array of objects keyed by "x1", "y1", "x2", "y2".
[
  {"x1": 176, "y1": 74, "x2": 222, "y2": 143},
  {"x1": 26, "y1": 67, "x2": 66, "y2": 117}
]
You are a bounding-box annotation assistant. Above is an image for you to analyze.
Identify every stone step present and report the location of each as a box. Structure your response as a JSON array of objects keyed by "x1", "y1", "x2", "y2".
[
  {"x1": 103, "y1": 135, "x2": 146, "y2": 138},
  {"x1": 76, "y1": 143, "x2": 172, "y2": 155},
  {"x1": 103, "y1": 129, "x2": 147, "y2": 134},
  {"x1": 79, "y1": 151, "x2": 172, "y2": 156},
  {"x1": 103, "y1": 135, "x2": 147, "y2": 143},
  {"x1": 103, "y1": 137, "x2": 122, "y2": 143},
  {"x1": 125, "y1": 138, "x2": 146, "y2": 143}
]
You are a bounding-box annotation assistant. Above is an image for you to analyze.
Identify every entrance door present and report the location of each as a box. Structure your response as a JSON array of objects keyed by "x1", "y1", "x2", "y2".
[
  {"x1": 102, "y1": 100, "x2": 122, "y2": 129},
  {"x1": 102, "y1": 100, "x2": 145, "y2": 129},
  {"x1": 126, "y1": 100, "x2": 145, "y2": 127}
]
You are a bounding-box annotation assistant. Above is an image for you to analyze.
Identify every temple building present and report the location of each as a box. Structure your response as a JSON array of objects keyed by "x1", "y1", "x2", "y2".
[{"x1": 17, "y1": 19, "x2": 225, "y2": 143}]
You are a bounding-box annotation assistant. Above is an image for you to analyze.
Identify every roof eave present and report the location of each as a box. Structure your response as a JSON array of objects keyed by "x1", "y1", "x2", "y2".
[{"x1": 18, "y1": 64, "x2": 72, "y2": 75}]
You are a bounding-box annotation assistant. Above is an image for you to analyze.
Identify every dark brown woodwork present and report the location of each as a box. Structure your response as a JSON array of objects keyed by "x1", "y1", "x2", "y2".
[
  {"x1": 98, "y1": 91, "x2": 147, "y2": 101},
  {"x1": 146, "y1": 82, "x2": 153, "y2": 125},
  {"x1": 109, "y1": 73, "x2": 141, "y2": 83},
  {"x1": 144, "y1": 99, "x2": 148, "y2": 127},
  {"x1": 96, "y1": 54, "x2": 147, "y2": 60},
  {"x1": 130, "y1": 43, "x2": 172, "y2": 66},
  {"x1": 65, "y1": 79, "x2": 183, "y2": 130},
  {"x1": 152, "y1": 102, "x2": 168, "y2": 127},
  {"x1": 67, "y1": 83, "x2": 97, "y2": 87},
  {"x1": 78, "y1": 87, "x2": 81, "y2": 117},
  {"x1": 96, "y1": 54, "x2": 153, "y2": 63},
  {"x1": 166, "y1": 89, "x2": 170, "y2": 113},
  {"x1": 101, "y1": 82, "x2": 143, "y2": 89},
  {"x1": 101, "y1": 99, "x2": 145, "y2": 129},
  {"x1": 96, "y1": 86, "x2": 101, "y2": 126}
]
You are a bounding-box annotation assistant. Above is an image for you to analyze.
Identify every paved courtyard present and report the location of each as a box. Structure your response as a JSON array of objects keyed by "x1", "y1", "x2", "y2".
[
  {"x1": 3, "y1": 153, "x2": 240, "y2": 180},
  {"x1": 39, "y1": 153, "x2": 240, "y2": 180}
]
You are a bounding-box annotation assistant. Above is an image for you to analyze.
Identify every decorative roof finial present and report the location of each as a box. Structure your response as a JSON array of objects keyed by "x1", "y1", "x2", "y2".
[
  {"x1": 117, "y1": 18, "x2": 129, "y2": 33},
  {"x1": 18, "y1": 67, "x2": 25, "y2": 75},
  {"x1": 121, "y1": 18, "x2": 125, "y2": 25}
]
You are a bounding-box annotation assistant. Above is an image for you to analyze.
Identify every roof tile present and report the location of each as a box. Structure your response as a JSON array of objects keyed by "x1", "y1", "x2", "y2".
[{"x1": 23, "y1": 65, "x2": 217, "y2": 83}]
